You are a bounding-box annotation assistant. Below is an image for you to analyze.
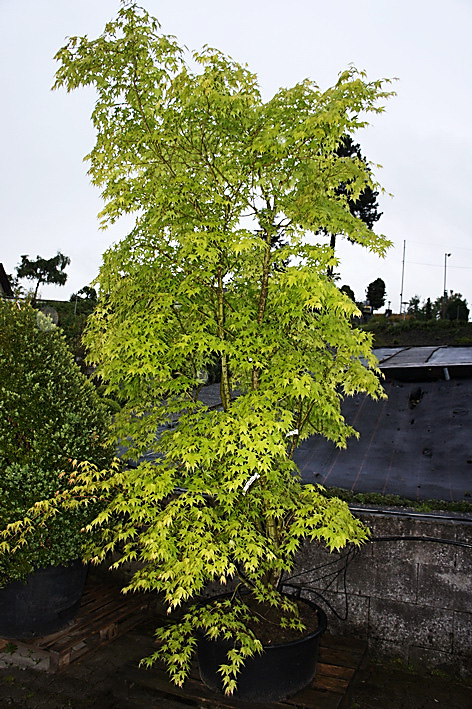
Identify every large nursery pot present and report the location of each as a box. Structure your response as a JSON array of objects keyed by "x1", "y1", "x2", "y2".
[
  {"x1": 197, "y1": 594, "x2": 327, "y2": 703},
  {"x1": 0, "y1": 561, "x2": 88, "y2": 639},
  {"x1": 0, "y1": 302, "x2": 113, "y2": 641}
]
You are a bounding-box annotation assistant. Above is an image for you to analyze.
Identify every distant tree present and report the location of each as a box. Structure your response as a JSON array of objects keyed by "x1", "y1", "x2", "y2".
[
  {"x1": 337, "y1": 135, "x2": 382, "y2": 227},
  {"x1": 431, "y1": 294, "x2": 441, "y2": 320},
  {"x1": 423, "y1": 297, "x2": 433, "y2": 320},
  {"x1": 366, "y1": 277, "x2": 386, "y2": 311},
  {"x1": 406, "y1": 295, "x2": 434, "y2": 321},
  {"x1": 70, "y1": 286, "x2": 98, "y2": 303},
  {"x1": 3, "y1": 271, "x2": 22, "y2": 298},
  {"x1": 429, "y1": 292, "x2": 468, "y2": 321},
  {"x1": 445, "y1": 292, "x2": 469, "y2": 322},
  {"x1": 16, "y1": 252, "x2": 70, "y2": 303},
  {"x1": 407, "y1": 295, "x2": 421, "y2": 318},
  {"x1": 325, "y1": 135, "x2": 382, "y2": 277},
  {"x1": 340, "y1": 284, "x2": 356, "y2": 301},
  {"x1": 69, "y1": 285, "x2": 99, "y2": 326}
]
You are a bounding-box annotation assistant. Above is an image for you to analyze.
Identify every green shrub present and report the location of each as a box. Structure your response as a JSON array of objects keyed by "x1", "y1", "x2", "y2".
[{"x1": 0, "y1": 301, "x2": 113, "y2": 585}]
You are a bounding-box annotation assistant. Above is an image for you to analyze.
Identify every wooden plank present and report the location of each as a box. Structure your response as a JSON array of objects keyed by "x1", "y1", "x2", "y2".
[
  {"x1": 316, "y1": 662, "x2": 356, "y2": 681},
  {"x1": 72, "y1": 585, "x2": 118, "y2": 615},
  {"x1": 0, "y1": 580, "x2": 155, "y2": 673},
  {"x1": 319, "y1": 644, "x2": 367, "y2": 668},
  {"x1": 50, "y1": 597, "x2": 151, "y2": 653},
  {"x1": 121, "y1": 642, "x2": 364, "y2": 709},
  {"x1": 284, "y1": 686, "x2": 345, "y2": 709},
  {"x1": 66, "y1": 594, "x2": 143, "y2": 629},
  {"x1": 313, "y1": 674, "x2": 350, "y2": 693},
  {"x1": 125, "y1": 664, "x2": 304, "y2": 709},
  {"x1": 34, "y1": 585, "x2": 137, "y2": 651}
]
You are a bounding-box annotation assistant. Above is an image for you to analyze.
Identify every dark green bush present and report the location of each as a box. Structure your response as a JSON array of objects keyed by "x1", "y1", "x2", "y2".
[{"x1": 0, "y1": 301, "x2": 113, "y2": 585}]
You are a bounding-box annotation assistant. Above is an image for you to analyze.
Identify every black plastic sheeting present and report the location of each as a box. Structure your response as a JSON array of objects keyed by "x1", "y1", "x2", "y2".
[
  {"x1": 294, "y1": 375, "x2": 472, "y2": 502},
  {"x1": 122, "y1": 348, "x2": 472, "y2": 503}
]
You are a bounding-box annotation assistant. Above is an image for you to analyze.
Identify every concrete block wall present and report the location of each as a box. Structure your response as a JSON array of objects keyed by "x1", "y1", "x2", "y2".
[{"x1": 292, "y1": 508, "x2": 472, "y2": 677}]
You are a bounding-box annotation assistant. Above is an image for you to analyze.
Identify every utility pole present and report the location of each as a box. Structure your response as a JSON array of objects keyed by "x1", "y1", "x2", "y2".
[
  {"x1": 442, "y1": 252, "x2": 451, "y2": 319},
  {"x1": 399, "y1": 240, "x2": 406, "y2": 315}
]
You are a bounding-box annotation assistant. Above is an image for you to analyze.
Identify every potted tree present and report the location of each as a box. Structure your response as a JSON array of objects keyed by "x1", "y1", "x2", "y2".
[
  {"x1": 0, "y1": 302, "x2": 113, "y2": 638},
  {"x1": 50, "y1": 2, "x2": 393, "y2": 700}
]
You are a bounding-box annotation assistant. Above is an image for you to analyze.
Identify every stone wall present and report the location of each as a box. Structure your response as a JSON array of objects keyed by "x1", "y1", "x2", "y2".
[{"x1": 292, "y1": 508, "x2": 472, "y2": 677}]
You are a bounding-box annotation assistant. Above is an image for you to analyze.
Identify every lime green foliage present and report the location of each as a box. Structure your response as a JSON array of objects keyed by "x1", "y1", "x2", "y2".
[
  {"x1": 52, "y1": 2, "x2": 393, "y2": 693},
  {"x1": 0, "y1": 301, "x2": 113, "y2": 585}
]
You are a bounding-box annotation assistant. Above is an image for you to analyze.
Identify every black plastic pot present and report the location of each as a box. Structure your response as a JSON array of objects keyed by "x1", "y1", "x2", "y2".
[
  {"x1": 197, "y1": 595, "x2": 327, "y2": 703},
  {"x1": 0, "y1": 561, "x2": 88, "y2": 638}
]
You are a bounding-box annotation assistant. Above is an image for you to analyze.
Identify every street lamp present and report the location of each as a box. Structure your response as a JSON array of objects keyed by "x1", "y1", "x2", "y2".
[{"x1": 443, "y1": 252, "x2": 451, "y2": 318}]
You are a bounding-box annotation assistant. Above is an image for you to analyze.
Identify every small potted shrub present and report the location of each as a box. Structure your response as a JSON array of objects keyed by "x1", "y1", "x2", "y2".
[
  {"x1": 51, "y1": 3, "x2": 393, "y2": 700},
  {"x1": 0, "y1": 301, "x2": 113, "y2": 637}
]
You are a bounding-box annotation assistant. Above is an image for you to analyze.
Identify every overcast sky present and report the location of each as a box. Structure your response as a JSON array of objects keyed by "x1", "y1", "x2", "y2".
[{"x1": 1, "y1": 0, "x2": 471, "y2": 312}]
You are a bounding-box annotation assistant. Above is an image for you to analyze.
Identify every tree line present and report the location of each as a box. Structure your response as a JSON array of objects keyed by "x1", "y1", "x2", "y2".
[
  {"x1": 340, "y1": 277, "x2": 387, "y2": 312},
  {"x1": 7, "y1": 251, "x2": 391, "y2": 318},
  {"x1": 6, "y1": 251, "x2": 97, "y2": 307},
  {"x1": 407, "y1": 292, "x2": 469, "y2": 322}
]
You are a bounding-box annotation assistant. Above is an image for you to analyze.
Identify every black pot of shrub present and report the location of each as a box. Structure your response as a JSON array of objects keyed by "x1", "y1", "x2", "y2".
[
  {"x1": 196, "y1": 593, "x2": 327, "y2": 702},
  {"x1": 0, "y1": 561, "x2": 88, "y2": 638},
  {"x1": 0, "y1": 302, "x2": 113, "y2": 636}
]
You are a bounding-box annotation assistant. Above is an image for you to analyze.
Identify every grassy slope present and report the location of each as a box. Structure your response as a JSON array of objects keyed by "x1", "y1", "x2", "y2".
[{"x1": 363, "y1": 316, "x2": 472, "y2": 348}]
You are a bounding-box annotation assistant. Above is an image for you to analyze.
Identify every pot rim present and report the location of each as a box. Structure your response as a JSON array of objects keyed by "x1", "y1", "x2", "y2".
[{"x1": 196, "y1": 591, "x2": 327, "y2": 650}]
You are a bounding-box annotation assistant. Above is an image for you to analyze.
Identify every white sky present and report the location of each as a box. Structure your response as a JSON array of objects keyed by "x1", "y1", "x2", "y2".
[{"x1": 1, "y1": 0, "x2": 471, "y2": 312}]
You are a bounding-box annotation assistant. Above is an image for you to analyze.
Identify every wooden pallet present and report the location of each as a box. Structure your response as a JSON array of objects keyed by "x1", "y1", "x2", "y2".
[
  {"x1": 0, "y1": 577, "x2": 156, "y2": 673},
  {"x1": 120, "y1": 634, "x2": 367, "y2": 709}
]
